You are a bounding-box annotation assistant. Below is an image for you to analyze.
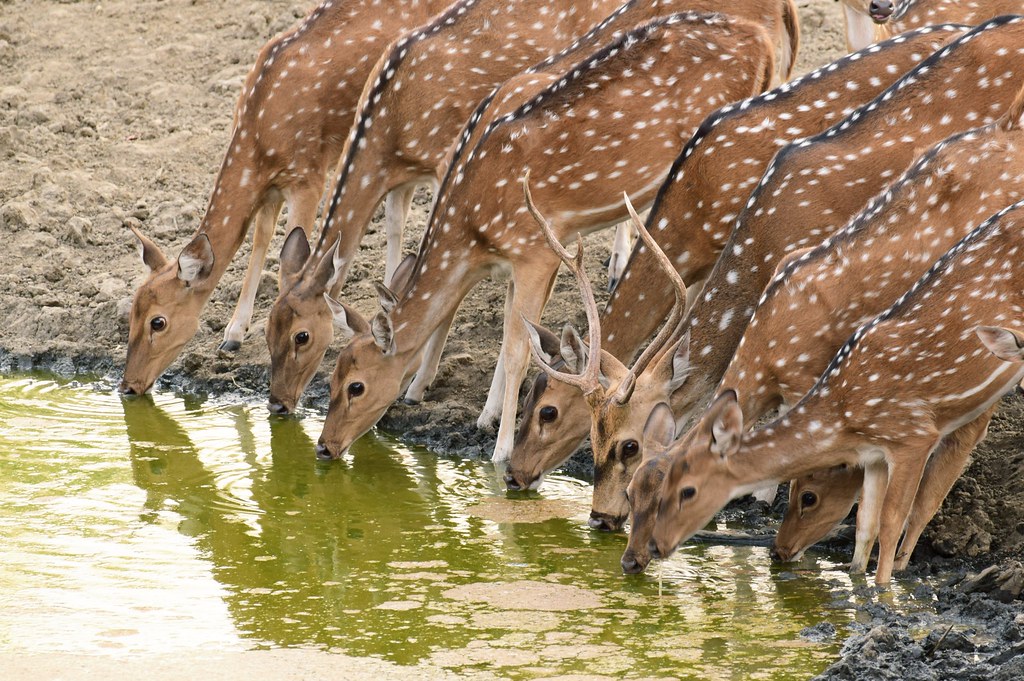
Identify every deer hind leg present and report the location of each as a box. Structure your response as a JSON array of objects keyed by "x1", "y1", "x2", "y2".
[
  {"x1": 383, "y1": 183, "x2": 417, "y2": 285},
  {"x1": 404, "y1": 305, "x2": 459, "y2": 404},
  {"x1": 491, "y1": 262, "x2": 560, "y2": 463},
  {"x1": 850, "y1": 458, "x2": 888, "y2": 574},
  {"x1": 607, "y1": 220, "x2": 636, "y2": 293},
  {"x1": 220, "y1": 195, "x2": 285, "y2": 353},
  {"x1": 477, "y1": 280, "x2": 515, "y2": 431},
  {"x1": 894, "y1": 410, "x2": 994, "y2": 571}
]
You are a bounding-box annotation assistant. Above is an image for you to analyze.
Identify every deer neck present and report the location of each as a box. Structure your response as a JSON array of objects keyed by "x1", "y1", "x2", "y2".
[{"x1": 727, "y1": 396, "x2": 856, "y2": 497}]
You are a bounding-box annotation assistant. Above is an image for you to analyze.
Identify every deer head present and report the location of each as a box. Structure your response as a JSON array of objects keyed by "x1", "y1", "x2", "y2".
[
  {"x1": 651, "y1": 390, "x2": 746, "y2": 559},
  {"x1": 620, "y1": 402, "x2": 676, "y2": 574},
  {"x1": 121, "y1": 227, "x2": 215, "y2": 395},
  {"x1": 525, "y1": 191, "x2": 690, "y2": 531},
  {"x1": 771, "y1": 464, "x2": 861, "y2": 563}
]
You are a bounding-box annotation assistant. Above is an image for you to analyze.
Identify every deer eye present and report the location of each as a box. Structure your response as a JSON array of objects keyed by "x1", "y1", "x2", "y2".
[
  {"x1": 348, "y1": 382, "x2": 365, "y2": 398},
  {"x1": 150, "y1": 316, "x2": 167, "y2": 332},
  {"x1": 294, "y1": 331, "x2": 310, "y2": 346},
  {"x1": 621, "y1": 440, "x2": 640, "y2": 458},
  {"x1": 539, "y1": 405, "x2": 558, "y2": 423},
  {"x1": 680, "y1": 486, "x2": 696, "y2": 502},
  {"x1": 800, "y1": 491, "x2": 818, "y2": 509}
]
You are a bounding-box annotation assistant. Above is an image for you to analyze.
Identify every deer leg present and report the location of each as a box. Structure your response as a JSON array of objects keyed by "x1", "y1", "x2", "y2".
[
  {"x1": 492, "y1": 263, "x2": 559, "y2": 463},
  {"x1": 477, "y1": 280, "x2": 515, "y2": 431},
  {"x1": 875, "y1": 448, "x2": 932, "y2": 586},
  {"x1": 220, "y1": 196, "x2": 285, "y2": 352},
  {"x1": 894, "y1": 410, "x2": 993, "y2": 571},
  {"x1": 383, "y1": 183, "x2": 417, "y2": 285},
  {"x1": 404, "y1": 305, "x2": 459, "y2": 404},
  {"x1": 607, "y1": 220, "x2": 635, "y2": 292},
  {"x1": 850, "y1": 459, "x2": 888, "y2": 574}
]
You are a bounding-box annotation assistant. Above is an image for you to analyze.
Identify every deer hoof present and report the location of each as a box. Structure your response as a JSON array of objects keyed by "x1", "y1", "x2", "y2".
[{"x1": 218, "y1": 339, "x2": 242, "y2": 354}]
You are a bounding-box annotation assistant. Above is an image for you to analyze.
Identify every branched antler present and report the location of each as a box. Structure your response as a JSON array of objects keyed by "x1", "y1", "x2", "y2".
[{"x1": 522, "y1": 170, "x2": 603, "y2": 395}]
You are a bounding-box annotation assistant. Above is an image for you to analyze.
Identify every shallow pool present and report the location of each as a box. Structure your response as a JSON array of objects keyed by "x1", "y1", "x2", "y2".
[{"x1": 0, "y1": 375, "x2": 859, "y2": 678}]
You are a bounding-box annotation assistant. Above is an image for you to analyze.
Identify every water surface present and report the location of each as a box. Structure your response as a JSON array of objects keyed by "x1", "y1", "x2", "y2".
[{"x1": 0, "y1": 376, "x2": 859, "y2": 678}]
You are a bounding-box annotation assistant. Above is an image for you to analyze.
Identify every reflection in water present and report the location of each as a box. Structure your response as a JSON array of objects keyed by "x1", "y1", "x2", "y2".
[{"x1": 0, "y1": 377, "x2": 858, "y2": 677}]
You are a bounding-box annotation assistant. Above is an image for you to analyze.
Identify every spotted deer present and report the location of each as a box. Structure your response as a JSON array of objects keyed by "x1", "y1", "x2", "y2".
[
  {"x1": 653, "y1": 197, "x2": 1024, "y2": 585},
  {"x1": 263, "y1": 0, "x2": 800, "y2": 415},
  {"x1": 503, "y1": 23, "x2": 969, "y2": 496},
  {"x1": 840, "y1": 0, "x2": 1024, "y2": 50},
  {"x1": 119, "y1": 0, "x2": 454, "y2": 395},
  {"x1": 676, "y1": 88, "x2": 1024, "y2": 570},
  {"x1": 313, "y1": 13, "x2": 777, "y2": 462},
  {"x1": 600, "y1": 15, "x2": 1024, "y2": 495}
]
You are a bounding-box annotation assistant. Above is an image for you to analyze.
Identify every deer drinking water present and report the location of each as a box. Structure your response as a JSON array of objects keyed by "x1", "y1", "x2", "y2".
[
  {"x1": 504, "y1": 23, "x2": 969, "y2": 500},
  {"x1": 635, "y1": 87, "x2": 1024, "y2": 573},
  {"x1": 312, "y1": 13, "x2": 777, "y2": 463},
  {"x1": 120, "y1": 0, "x2": 452, "y2": 395},
  {"x1": 652, "y1": 197, "x2": 1024, "y2": 585},
  {"x1": 262, "y1": 0, "x2": 800, "y2": 415}
]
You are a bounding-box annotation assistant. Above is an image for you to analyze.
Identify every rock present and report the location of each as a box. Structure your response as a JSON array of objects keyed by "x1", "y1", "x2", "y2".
[
  {"x1": 960, "y1": 562, "x2": 1024, "y2": 603},
  {"x1": 97, "y1": 277, "x2": 128, "y2": 302},
  {"x1": 1, "y1": 201, "x2": 39, "y2": 231},
  {"x1": 65, "y1": 216, "x2": 92, "y2": 245},
  {"x1": 800, "y1": 622, "x2": 838, "y2": 643}
]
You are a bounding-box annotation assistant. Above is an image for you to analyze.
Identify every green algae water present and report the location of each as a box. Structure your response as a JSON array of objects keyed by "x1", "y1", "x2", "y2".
[{"x1": 0, "y1": 375, "x2": 859, "y2": 679}]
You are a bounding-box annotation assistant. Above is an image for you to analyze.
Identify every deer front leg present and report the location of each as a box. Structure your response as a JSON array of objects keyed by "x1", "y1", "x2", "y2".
[
  {"x1": 492, "y1": 263, "x2": 559, "y2": 463},
  {"x1": 404, "y1": 305, "x2": 459, "y2": 404},
  {"x1": 607, "y1": 220, "x2": 635, "y2": 292},
  {"x1": 477, "y1": 280, "x2": 515, "y2": 431},
  {"x1": 894, "y1": 411, "x2": 993, "y2": 571},
  {"x1": 220, "y1": 196, "x2": 285, "y2": 353},
  {"x1": 875, "y1": 446, "x2": 932, "y2": 585},
  {"x1": 384, "y1": 183, "x2": 417, "y2": 285},
  {"x1": 850, "y1": 458, "x2": 888, "y2": 574}
]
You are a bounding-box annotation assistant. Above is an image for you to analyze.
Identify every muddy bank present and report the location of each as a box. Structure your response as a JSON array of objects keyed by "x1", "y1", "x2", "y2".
[{"x1": 2, "y1": 1, "x2": 1024, "y2": 678}]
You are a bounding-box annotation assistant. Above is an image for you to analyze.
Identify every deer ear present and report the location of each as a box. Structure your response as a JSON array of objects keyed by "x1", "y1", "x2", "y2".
[
  {"x1": 388, "y1": 253, "x2": 416, "y2": 297},
  {"x1": 643, "y1": 402, "x2": 676, "y2": 454},
  {"x1": 976, "y1": 325, "x2": 1024, "y2": 362},
  {"x1": 665, "y1": 330, "x2": 691, "y2": 395},
  {"x1": 374, "y1": 281, "x2": 399, "y2": 314},
  {"x1": 279, "y1": 227, "x2": 311, "y2": 285},
  {"x1": 525, "y1": 320, "x2": 560, "y2": 369},
  {"x1": 371, "y1": 312, "x2": 395, "y2": 354},
  {"x1": 559, "y1": 324, "x2": 588, "y2": 374},
  {"x1": 311, "y1": 244, "x2": 347, "y2": 294},
  {"x1": 177, "y1": 233, "x2": 215, "y2": 284},
  {"x1": 706, "y1": 390, "x2": 743, "y2": 459},
  {"x1": 325, "y1": 294, "x2": 370, "y2": 341},
  {"x1": 129, "y1": 224, "x2": 168, "y2": 272}
]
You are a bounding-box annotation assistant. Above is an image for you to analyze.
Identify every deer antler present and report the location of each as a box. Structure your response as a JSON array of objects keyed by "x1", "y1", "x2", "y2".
[
  {"x1": 612, "y1": 192, "x2": 689, "y2": 404},
  {"x1": 522, "y1": 171, "x2": 603, "y2": 395}
]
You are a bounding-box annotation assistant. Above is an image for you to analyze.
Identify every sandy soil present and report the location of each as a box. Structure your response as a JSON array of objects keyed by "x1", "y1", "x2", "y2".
[{"x1": 1, "y1": 1, "x2": 1022, "y2": 678}]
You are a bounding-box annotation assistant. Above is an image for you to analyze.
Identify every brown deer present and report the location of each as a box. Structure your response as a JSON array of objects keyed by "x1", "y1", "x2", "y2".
[
  {"x1": 504, "y1": 23, "x2": 969, "y2": 497},
  {"x1": 313, "y1": 13, "x2": 777, "y2": 463},
  {"x1": 263, "y1": 0, "x2": 800, "y2": 415},
  {"x1": 119, "y1": 0, "x2": 454, "y2": 395},
  {"x1": 583, "y1": 15, "x2": 1024, "y2": 517},
  {"x1": 653, "y1": 197, "x2": 1024, "y2": 585},
  {"x1": 657, "y1": 90, "x2": 1024, "y2": 571},
  {"x1": 839, "y1": 0, "x2": 1024, "y2": 50}
]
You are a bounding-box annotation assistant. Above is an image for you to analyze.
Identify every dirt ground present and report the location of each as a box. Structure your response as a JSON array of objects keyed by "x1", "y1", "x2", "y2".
[{"x1": 1, "y1": 0, "x2": 1023, "y2": 678}]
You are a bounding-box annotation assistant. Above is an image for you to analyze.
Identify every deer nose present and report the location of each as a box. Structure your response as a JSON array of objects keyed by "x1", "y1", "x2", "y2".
[
  {"x1": 119, "y1": 381, "x2": 137, "y2": 396},
  {"x1": 588, "y1": 511, "x2": 625, "y2": 532},
  {"x1": 869, "y1": 0, "x2": 894, "y2": 21},
  {"x1": 315, "y1": 442, "x2": 333, "y2": 461},
  {"x1": 503, "y1": 471, "x2": 524, "y2": 491},
  {"x1": 267, "y1": 398, "x2": 290, "y2": 415},
  {"x1": 620, "y1": 552, "x2": 646, "y2": 574}
]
